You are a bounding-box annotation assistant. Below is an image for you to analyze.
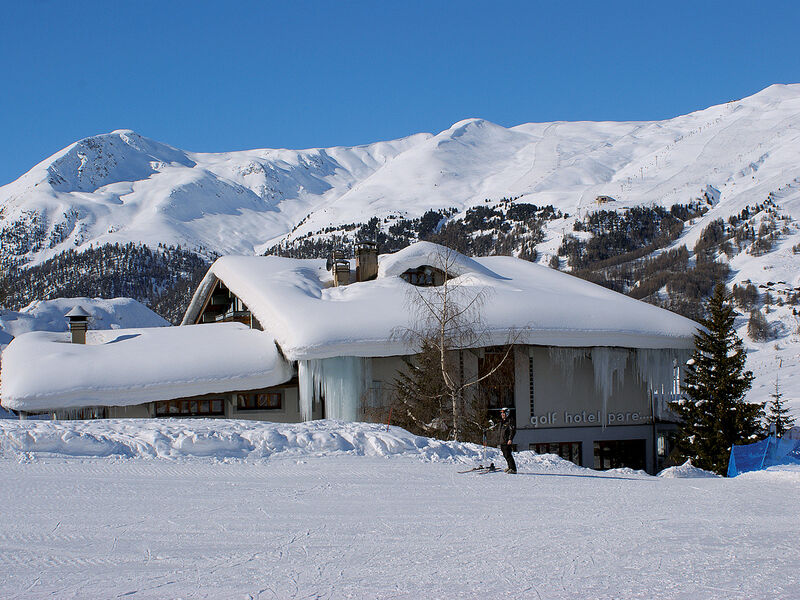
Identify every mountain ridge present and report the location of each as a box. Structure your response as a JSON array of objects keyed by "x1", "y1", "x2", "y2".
[{"x1": 3, "y1": 83, "x2": 800, "y2": 267}]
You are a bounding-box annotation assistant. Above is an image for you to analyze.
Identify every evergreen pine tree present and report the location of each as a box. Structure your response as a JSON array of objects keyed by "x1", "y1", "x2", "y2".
[
  {"x1": 669, "y1": 283, "x2": 762, "y2": 475},
  {"x1": 764, "y1": 364, "x2": 795, "y2": 437}
]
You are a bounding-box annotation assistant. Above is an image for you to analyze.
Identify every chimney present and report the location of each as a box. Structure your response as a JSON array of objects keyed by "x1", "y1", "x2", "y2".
[
  {"x1": 65, "y1": 305, "x2": 91, "y2": 344},
  {"x1": 332, "y1": 258, "x2": 351, "y2": 286},
  {"x1": 355, "y1": 241, "x2": 378, "y2": 282},
  {"x1": 326, "y1": 249, "x2": 351, "y2": 287}
]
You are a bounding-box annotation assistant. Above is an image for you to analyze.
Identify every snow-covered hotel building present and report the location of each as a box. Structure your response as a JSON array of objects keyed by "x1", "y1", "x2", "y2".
[{"x1": 0, "y1": 242, "x2": 697, "y2": 473}]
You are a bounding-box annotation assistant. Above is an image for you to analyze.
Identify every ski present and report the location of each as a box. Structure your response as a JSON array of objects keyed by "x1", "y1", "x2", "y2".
[
  {"x1": 457, "y1": 464, "x2": 487, "y2": 473},
  {"x1": 458, "y1": 462, "x2": 498, "y2": 474}
]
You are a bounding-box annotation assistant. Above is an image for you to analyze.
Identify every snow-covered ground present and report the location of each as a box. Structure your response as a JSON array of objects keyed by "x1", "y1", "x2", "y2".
[{"x1": 0, "y1": 420, "x2": 797, "y2": 599}]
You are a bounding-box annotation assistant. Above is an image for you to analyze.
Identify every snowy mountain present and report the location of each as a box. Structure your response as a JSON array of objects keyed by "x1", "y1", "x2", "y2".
[
  {"x1": 2, "y1": 84, "x2": 799, "y2": 266},
  {"x1": 1, "y1": 83, "x2": 800, "y2": 414}
]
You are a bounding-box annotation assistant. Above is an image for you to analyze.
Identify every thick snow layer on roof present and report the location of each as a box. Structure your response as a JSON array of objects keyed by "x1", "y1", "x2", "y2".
[
  {"x1": 378, "y1": 241, "x2": 500, "y2": 279},
  {"x1": 0, "y1": 323, "x2": 293, "y2": 412},
  {"x1": 184, "y1": 243, "x2": 699, "y2": 359},
  {"x1": 0, "y1": 297, "x2": 169, "y2": 354}
]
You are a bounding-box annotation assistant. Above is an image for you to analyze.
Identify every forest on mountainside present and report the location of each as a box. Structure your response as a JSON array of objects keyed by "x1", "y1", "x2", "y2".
[
  {"x1": 1, "y1": 195, "x2": 797, "y2": 327},
  {"x1": 0, "y1": 243, "x2": 210, "y2": 324}
]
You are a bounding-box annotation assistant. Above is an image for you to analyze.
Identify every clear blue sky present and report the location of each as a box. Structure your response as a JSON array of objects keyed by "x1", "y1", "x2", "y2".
[{"x1": 1, "y1": 0, "x2": 798, "y2": 185}]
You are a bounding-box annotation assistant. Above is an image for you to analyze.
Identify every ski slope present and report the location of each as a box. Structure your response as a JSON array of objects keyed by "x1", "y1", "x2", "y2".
[{"x1": 0, "y1": 419, "x2": 798, "y2": 599}]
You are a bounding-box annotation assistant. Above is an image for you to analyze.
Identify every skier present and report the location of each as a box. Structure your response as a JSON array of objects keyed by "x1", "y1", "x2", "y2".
[{"x1": 498, "y1": 407, "x2": 517, "y2": 473}]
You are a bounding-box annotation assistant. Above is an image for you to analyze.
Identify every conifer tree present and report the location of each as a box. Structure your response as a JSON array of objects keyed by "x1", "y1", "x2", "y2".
[
  {"x1": 670, "y1": 284, "x2": 762, "y2": 475},
  {"x1": 764, "y1": 364, "x2": 795, "y2": 437}
]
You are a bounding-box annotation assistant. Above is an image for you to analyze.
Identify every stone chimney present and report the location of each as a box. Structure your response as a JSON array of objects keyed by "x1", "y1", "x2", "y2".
[
  {"x1": 65, "y1": 305, "x2": 91, "y2": 344},
  {"x1": 355, "y1": 241, "x2": 378, "y2": 282}
]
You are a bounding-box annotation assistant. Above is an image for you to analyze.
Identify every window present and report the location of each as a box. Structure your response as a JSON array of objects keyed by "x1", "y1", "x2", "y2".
[
  {"x1": 155, "y1": 398, "x2": 225, "y2": 417},
  {"x1": 365, "y1": 381, "x2": 384, "y2": 409},
  {"x1": 528, "y1": 354, "x2": 535, "y2": 417},
  {"x1": 479, "y1": 346, "x2": 515, "y2": 415},
  {"x1": 531, "y1": 442, "x2": 582, "y2": 466},
  {"x1": 672, "y1": 359, "x2": 681, "y2": 398},
  {"x1": 56, "y1": 406, "x2": 107, "y2": 420},
  {"x1": 593, "y1": 439, "x2": 646, "y2": 471},
  {"x1": 657, "y1": 433, "x2": 667, "y2": 457},
  {"x1": 400, "y1": 265, "x2": 446, "y2": 286},
  {"x1": 236, "y1": 392, "x2": 282, "y2": 411}
]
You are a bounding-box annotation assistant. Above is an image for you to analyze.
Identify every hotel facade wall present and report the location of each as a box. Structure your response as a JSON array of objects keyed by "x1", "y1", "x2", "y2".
[
  {"x1": 514, "y1": 346, "x2": 668, "y2": 473},
  {"x1": 365, "y1": 345, "x2": 675, "y2": 474}
]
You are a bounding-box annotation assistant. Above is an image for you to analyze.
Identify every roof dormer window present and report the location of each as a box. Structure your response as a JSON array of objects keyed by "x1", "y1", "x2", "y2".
[{"x1": 400, "y1": 265, "x2": 447, "y2": 287}]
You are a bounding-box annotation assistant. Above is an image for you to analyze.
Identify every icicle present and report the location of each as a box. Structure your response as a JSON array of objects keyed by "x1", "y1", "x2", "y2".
[
  {"x1": 590, "y1": 347, "x2": 629, "y2": 428},
  {"x1": 633, "y1": 349, "x2": 692, "y2": 418},
  {"x1": 548, "y1": 347, "x2": 589, "y2": 394},
  {"x1": 298, "y1": 360, "x2": 319, "y2": 421},
  {"x1": 297, "y1": 357, "x2": 370, "y2": 422},
  {"x1": 320, "y1": 356, "x2": 369, "y2": 421}
]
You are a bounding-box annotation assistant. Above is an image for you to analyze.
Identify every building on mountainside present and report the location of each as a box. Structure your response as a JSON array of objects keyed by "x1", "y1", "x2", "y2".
[{"x1": 0, "y1": 242, "x2": 699, "y2": 473}]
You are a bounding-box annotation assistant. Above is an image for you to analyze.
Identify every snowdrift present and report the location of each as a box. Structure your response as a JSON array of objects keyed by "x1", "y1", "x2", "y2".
[
  {"x1": 656, "y1": 460, "x2": 720, "y2": 478},
  {"x1": 0, "y1": 419, "x2": 495, "y2": 463},
  {"x1": 0, "y1": 419, "x2": 626, "y2": 477},
  {"x1": 2, "y1": 419, "x2": 793, "y2": 479}
]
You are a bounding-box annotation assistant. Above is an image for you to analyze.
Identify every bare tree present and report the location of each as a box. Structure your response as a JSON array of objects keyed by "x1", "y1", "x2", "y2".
[{"x1": 391, "y1": 246, "x2": 519, "y2": 442}]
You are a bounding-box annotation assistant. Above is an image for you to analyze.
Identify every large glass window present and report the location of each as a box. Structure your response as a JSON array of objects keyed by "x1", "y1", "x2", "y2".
[
  {"x1": 530, "y1": 442, "x2": 582, "y2": 466},
  {"x1": 593, "y1": 439, "x2": 646, "y2": 471},
  {"x1": 154, "y1": 398, "x2": 225, "y2": 417},
  {"x1": 236, "y1": 392, "x2": 282, "y2": 411}
]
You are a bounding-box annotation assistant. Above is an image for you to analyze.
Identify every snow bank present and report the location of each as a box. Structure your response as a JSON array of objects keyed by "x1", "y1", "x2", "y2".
[
  {"x1": 0, "y1": 419, "x2": 647, "y2": 479},
  {"x1": 1, "y1": 323, "x2": 293, "y2": 411},
  {"x1": 0, "y1": 419, "x2": 494, "y2": 462},
  {"x1": 657, "y1": 460, "x2": 720, "y2": 478}
]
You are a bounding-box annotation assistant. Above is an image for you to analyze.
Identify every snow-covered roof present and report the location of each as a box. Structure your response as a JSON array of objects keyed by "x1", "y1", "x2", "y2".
[
  {"x1": 0, "y1": 323, "x2": 293, "y2": 412},
  {"x1": 183, "y1": 242, "x2": 699, "y2": 360},
  {"x1": 0, "y1": 297, "x2": 170, "y2": 354}
]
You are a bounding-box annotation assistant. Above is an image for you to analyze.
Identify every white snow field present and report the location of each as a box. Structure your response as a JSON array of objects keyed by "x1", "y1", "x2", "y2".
[{"x1": 1, "y1": 420, "x2": 798, "y2": 599}]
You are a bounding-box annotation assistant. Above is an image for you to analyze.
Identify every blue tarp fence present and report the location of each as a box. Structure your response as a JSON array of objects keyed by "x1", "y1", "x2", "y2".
[{"x1": 728, "y1": 436, "x2": 800, "y2": 477}]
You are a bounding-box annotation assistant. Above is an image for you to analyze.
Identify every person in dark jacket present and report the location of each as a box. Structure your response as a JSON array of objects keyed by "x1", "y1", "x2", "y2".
[{"x1": 498, "y1": 407, "x2": 517, "y2": 473}]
